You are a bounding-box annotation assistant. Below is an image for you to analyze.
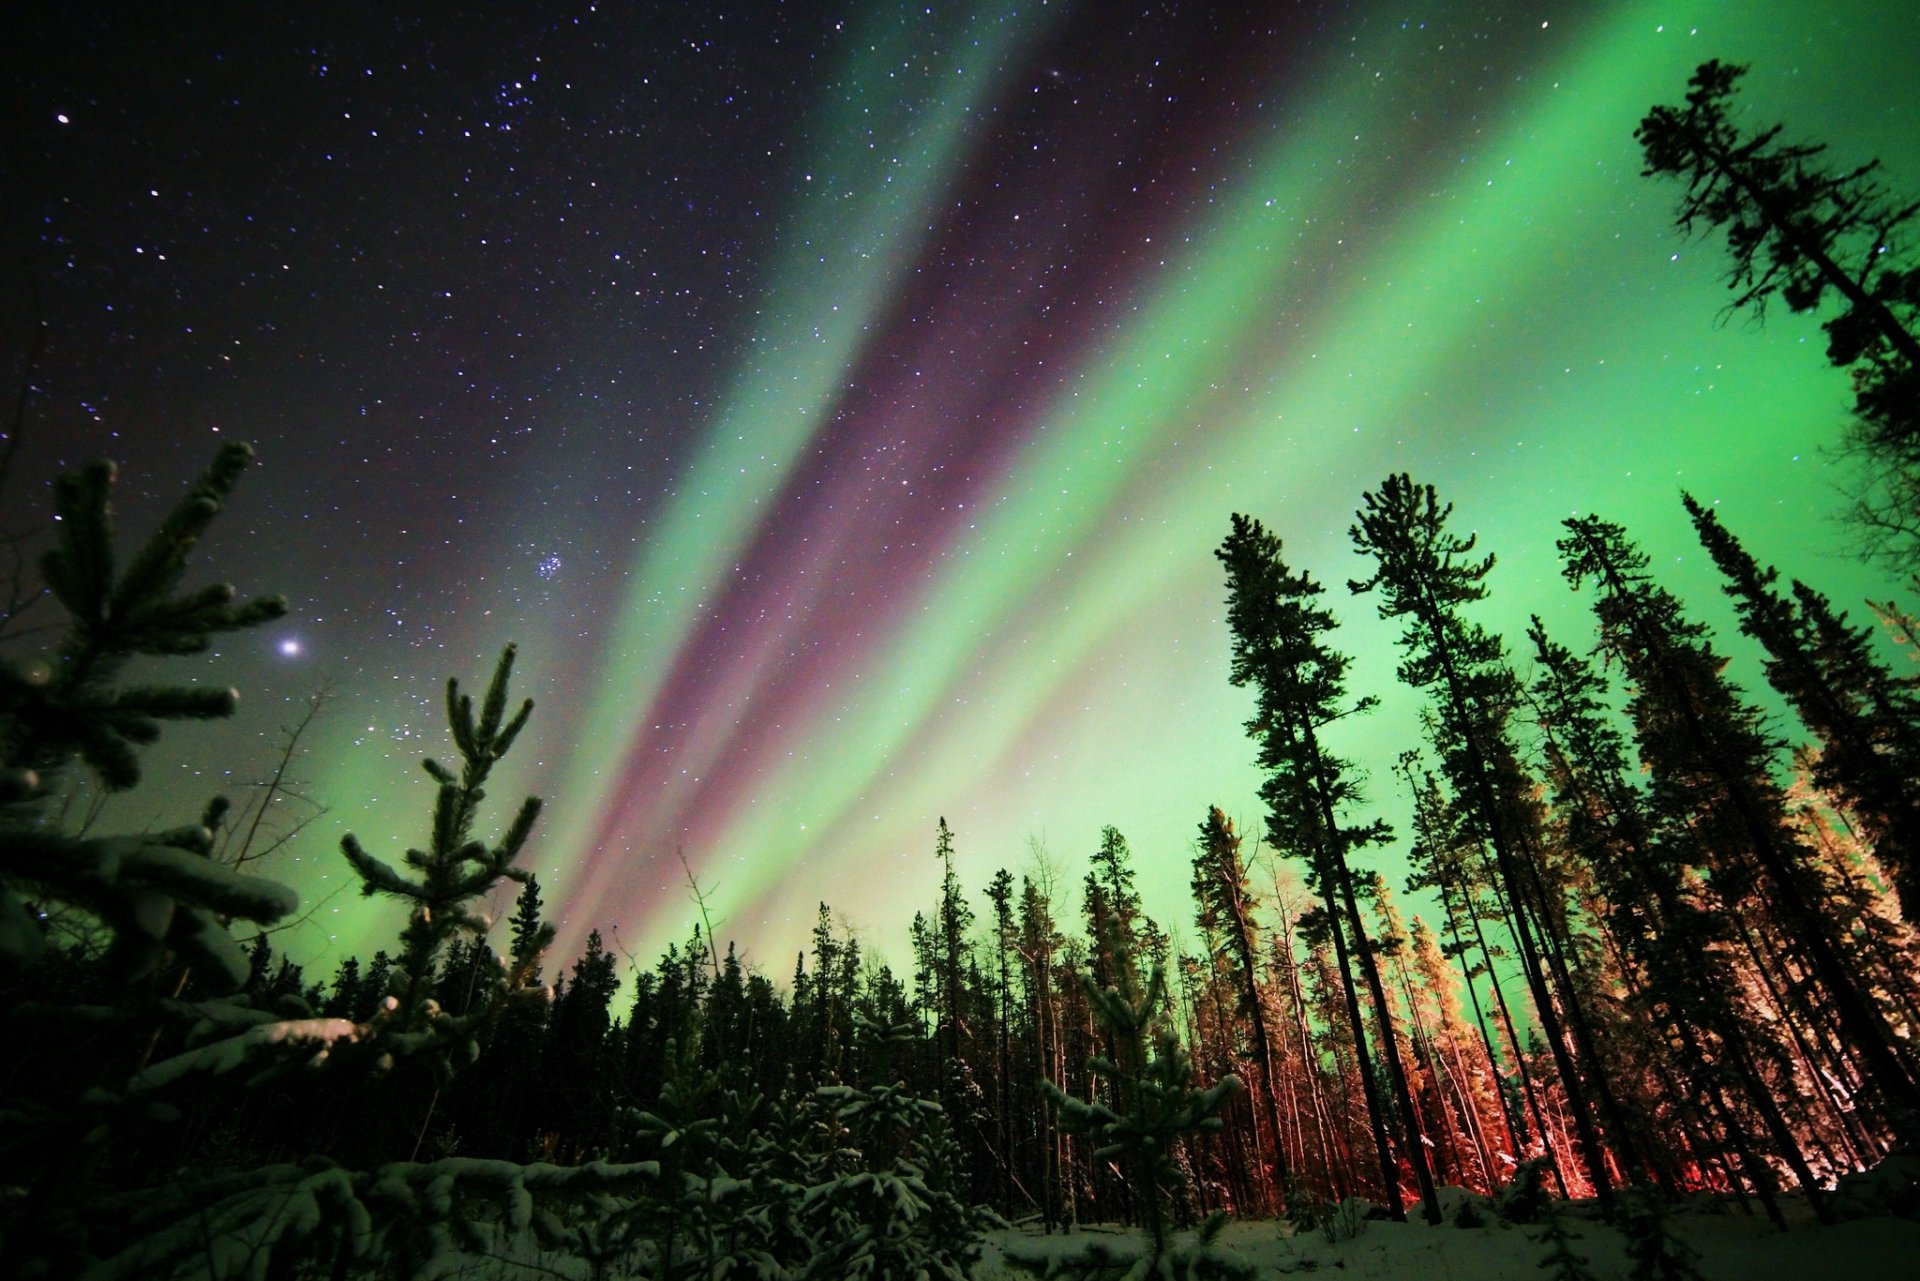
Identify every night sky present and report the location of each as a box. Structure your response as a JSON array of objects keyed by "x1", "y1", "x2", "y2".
[{"x1": 7, "y1": 2, "x2": 1919, "y2": 983}]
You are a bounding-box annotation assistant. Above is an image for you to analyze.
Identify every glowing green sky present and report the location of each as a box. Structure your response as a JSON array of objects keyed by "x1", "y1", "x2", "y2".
[
  {"x1": 306, "y1": 2, "x2": 1920, "y2": 982},
  {"x1": 31, "y1": 2, "x2": 1912, "y2": 984}
]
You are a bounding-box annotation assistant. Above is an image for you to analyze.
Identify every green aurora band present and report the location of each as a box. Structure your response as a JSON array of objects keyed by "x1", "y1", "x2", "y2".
[{"x1": 293, "y1": 0, "x2": 1920, "y2": 984}]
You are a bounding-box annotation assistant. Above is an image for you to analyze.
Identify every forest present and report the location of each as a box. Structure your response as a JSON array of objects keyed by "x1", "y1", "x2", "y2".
[{"x1": 4, "y1": 60, "x2": 1920, "y2": 1281}]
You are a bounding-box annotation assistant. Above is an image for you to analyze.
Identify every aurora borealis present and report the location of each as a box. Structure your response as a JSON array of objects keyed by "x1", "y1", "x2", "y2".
[{"x1": 7, "y1": 2, "x2": 1920, "y2": 982}]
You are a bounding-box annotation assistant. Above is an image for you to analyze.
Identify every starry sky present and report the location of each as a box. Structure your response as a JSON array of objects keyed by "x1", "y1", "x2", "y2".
[{"x1": 6, "y1": 1, "x2": 1919, "y2": 984}]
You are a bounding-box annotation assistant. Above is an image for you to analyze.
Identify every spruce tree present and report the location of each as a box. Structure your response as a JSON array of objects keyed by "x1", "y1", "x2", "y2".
[
  {"x1": 1639, "y1": 61, "x2": 1920, "y2": 561},
  {"x1": 1189, "y1": 806, "x2": 1290, "y2": 1212},
  {"x1": 0, "y1": 446, "x2": 299, "y2": 1266},
  {"x1": 1684, "y1": 494, "x2": 1920, "y2": 921},
  {"x1": 1217, "y1": 511, "x2": 1439, "y2": 1223},
  {"x1": 0, "y1": 449, "x2": 679, "y2": 1278},
  {"x1": 1349, "y1": 475, "x2": 1618, "y2": 1211},
  {"x1": 0, "y1": 444, "x2": 291, "y2": 980},
  {"x1": 1559, "y1": 512, "x2": 1920, "y2": 1142},
  {"x1": 932, "y1": 817, "x2": 973, "y2": 1077},
  {"x1": 985, "y1": 866, "x2": 1020, "y2": 1215},
  {"x1": 338, "y1": 644, "x2": 551, "y2": 1085},
  {"x1": 1085, "y1": 825, "x2": 1154, "y2": 994},
  {"x1": 808, "y1": 1015, "x2": 997, "y2": 1281},
  {"x1": 543, "y1": 928, "x2": 619, "y2": 1157},
  {"x1": 508, "y1": 872, "x2": 548, "y2": 979},
  {"x1": 1639, "y1": 65, "x2": 1920, "y2": 450},
  {"x1": 1033, "y1": 943, "x2": 1251, "y2": 1279},
  {"x1": 1526, "y1": 616, "x2": 1817, "y2": 1222}
]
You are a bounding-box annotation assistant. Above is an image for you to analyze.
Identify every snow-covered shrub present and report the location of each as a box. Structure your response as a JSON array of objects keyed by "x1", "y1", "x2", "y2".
[
  {"x1": 1831, "y1": 1150, "x2": 1920, "y2": 1220},
  {"x1": 1620, "y1": 1186, "x2": 1705, "y2": 1281},
  {"x1": 1494, "y1": 1154, "x2": 1556, "y2": 1225},
  {"x1": 1320, "y1": 1197, "x2": 1374, "y2": 1244},
  {"x1": 801, "y1": 1015, "x2": 1000, "y2": 1281},
  {"x1": 1011, "y1": 954, "x2": 1251, "y2": 1281},
  {"x1": 1531, "y1": 1201, "x2": 1600, "y2": 1281},
  {"x1": 1433, "y1": 1184, "x2": 1493, "y2": 1228}
]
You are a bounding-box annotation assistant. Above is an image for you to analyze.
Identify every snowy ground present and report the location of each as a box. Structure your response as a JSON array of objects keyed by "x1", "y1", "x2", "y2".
[
  {"x1": 352, "y1": 1207, "x2": 1920, "y2": 1278},
  {"x1": 973, "y1": 1207, "x2": 1920, "y2": 1280}
]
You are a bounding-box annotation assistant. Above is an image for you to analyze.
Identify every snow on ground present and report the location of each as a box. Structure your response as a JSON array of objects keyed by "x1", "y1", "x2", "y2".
[{"x1": 974, "y1": 1207, "x2": 1920, "y2": 1280}]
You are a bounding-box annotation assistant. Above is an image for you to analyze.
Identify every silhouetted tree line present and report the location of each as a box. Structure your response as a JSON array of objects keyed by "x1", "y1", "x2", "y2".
[{"x1": 52, "y1": 447, "x2": 1915, "y2": 1237}]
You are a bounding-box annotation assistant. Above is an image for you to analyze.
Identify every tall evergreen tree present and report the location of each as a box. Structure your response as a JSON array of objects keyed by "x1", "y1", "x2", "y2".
[
  {"x1": 1526, "y1": 615, "x2": 1818, "y2": 1222},
  {"x1": 1638, "y1": 60, "x2": 1920, "y2": 561},
  {"x1": 544, "y1": 928, "x2": 620, "y2": 1157},
  {"x1": 1189, "y1": 805, "x2": 1290, "y2": 1211},
  {"x1": 1085, "y1": 825, "x2": 1149, "y2": 989},
  {"x1": 933, "y1": 817, "x2": 974, "y2": 1067},
  {"x1": 509, "y1": 873, "x2": 548, "y2": 980},
  {"x1": 809, "y1": 902, "x2": 856, "y2": 1080},
  {"x1": 1559, "y1": 511, "x2": 1920, "y2": 1143},
  {"x1": 1217, "y1": 511, "x2": 1439, "y2": 1223},
  {"x1": 985, "y1": 867, "x2": 1020, "y2": 1215},
  {"x1": 929, "y1": 819, "x2": 986, "y2": 1195},
  {"x1": 1349, "y1": 476, "x2": 1619, "y2": 1211},
  {"x1": 1684, "y1": 494, "x2": 1920, "y2": 921}
]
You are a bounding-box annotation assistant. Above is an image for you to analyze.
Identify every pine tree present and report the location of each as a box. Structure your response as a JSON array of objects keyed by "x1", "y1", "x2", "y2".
[
  {"x1": 985, "y1": 866, "x2": 1020, "y2": 1215},
  {"x1": 1218, "y1": 511, "x2": 1439, "y2": 1223},
  {"x1": 808, "y1": 1015, "x2": 998, "y2": 1281},
  {"x1": 0, "y1": 447, "x2": 302, "y2": 1266},
  {"x1": 1685, "y1": 494, "x2": 1920, "y2": 921},
  {"x1": 543, "y1": 928, "x2": 619, "y2": 1157},
  {"x1": 1639, "y1": 60, "x2": 1920, "y2": 561},
  {"x1": 324, "y1": 956, "x2": 365, "y2": 1020},
  {"x1": 1190, "y1": 805, "x2": 1290, "y2": 1213},
  {"x1": 1083, "y1": 825, "x2": 1157, "y2": 1006},
  {"x1": 1349, "y1": 475, "x2": 1619, "y2": 1211},
  {"x1": 0, "y1": 444, "x2": 292, "y2": 980},
  {"x1": 508, "y1": 873, "x2": 548, "y2": 979},
  {"x1": 0, "y1": 448, "x2": 686, "y2": 1277},
  {"x1": 932, "y1": 818, "x2": 974, "y2": 1074},
  {"x1": 338, "y1": 645, "x2": 551, "y2": 1086},
  {"x1": 1526, "y1": 616, "x2": 1816, "y2": 1222},
  {"x1": 1532, "y1": 1201, "x2": 1602, "y2": 1281},
  {"x1": 1034, "y1": 947, "x2": 1251, "y2": 1279},
  {"x1": 808, "y1": 901, "x2": 854, "y2": 1080},
  {"x1": 704, "y1": 939, "x2": 751, "y2": 1069},
  {"x1": 1559, "y1": 512, "x2": 1920, "y2": 1143},
  {"x1": 623, "y1": 1025, "x2": 730, "y2": 1274}
]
